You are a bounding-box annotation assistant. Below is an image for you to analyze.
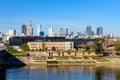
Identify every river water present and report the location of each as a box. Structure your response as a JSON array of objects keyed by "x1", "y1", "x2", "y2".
[{"x1": 1, "y1": 65, "x2": 120, "y2": 80}]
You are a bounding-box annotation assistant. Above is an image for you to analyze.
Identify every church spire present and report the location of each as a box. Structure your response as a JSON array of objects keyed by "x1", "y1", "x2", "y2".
[{"x1": 28, "y1": 20, "x2": 33, "y2": 36}]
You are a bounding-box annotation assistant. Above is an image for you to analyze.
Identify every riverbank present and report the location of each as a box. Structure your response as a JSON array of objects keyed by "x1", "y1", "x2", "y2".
[
  {"x1": 0, "y1": 49, "x2": 120, "y2": 67},
  {"x1": 1, "y1": 50, "x2": 120, "y2": 67},
  {"x1": 17, "y1": 56, "x2": 120, "y2": 66},
  {"x1": 0, "y1": 57, "x2": 119, "y2": 67}
]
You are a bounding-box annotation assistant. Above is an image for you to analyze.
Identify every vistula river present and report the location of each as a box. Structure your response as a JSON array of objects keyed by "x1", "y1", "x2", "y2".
[{"x1": 1, "y1": 65, "x2": 120, "y2": 80}]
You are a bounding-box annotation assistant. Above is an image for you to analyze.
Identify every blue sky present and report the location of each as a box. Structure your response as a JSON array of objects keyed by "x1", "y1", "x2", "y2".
[{"x1": 0, "y1": 0, "x2": 120, "y2": 36}]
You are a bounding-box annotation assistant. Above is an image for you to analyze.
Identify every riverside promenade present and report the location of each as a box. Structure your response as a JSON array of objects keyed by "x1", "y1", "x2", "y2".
[
  {"x1": 0, "y1": 50, "x2": 120, "y2": 67},
  {"x1": 17, "y1": 52, "x2": 120, "y2": 66}
]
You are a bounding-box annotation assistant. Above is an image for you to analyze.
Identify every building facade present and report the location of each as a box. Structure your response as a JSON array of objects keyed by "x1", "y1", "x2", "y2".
[
  {"x1": 21, "y1": 24, "x2": 27, "y2": 35},
  {"x1": 37, "y1": 24, "x2": 41, "y2": 36},
  {"x1": 28, "y1": 20, "x2": 33, "y2": 36},
  {"x1": 60, "y1": 28, "x2": 68, "y2": 37},
  {"x1": 6, "y1": 29, "x2": 16, "y2": 36},
  {"x1": 8, "y1": 36, "x2": 65, "y2": 46},
  {"x1": 27, "y1": 41, "x2": 74, "y2": 51},
  {"x1": 8, "y1": 36, "x2": 102, "y2": 49},
  {"x1": 48, "y1": 26, "x2": 53, "y2": 37},
  {"x1": 85, "y1": 26, "x2": 94, "y2": 36},
  {"x1": 97, "y1": 27, "x2": 103, "y2": 35}
]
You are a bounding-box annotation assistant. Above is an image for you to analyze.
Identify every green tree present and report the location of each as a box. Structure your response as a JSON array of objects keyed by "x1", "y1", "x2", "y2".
[
  {"x1": 83, "y1": 46, "x2": 91, "y2": 56},
  {"x1": 67, "y1": 49, "x2": 72, "y2": 55},
  {"x1": 115, "y1": 39, "x2": 120, "y2": 52},
  {"x1": 20, "y1": 43, "x2": 29, "y2": 52},
  {"x1": 39, "y1": 48, "x2": 42, "y2": 52},
  {"x1": 88, "y1": 50, "x2": 91, "y2": 56},
  {"x1": 74, "y1": 50, "x2": 78, "y2": 56},
  {"x1": 45, "y1": 47, "x2": 48, "y2": 52},
  {"x1": 57, "y1": 50, "x2": 60, "y2": 56},
  {"x1": 52, "y1": 46, "x2": 56, "y2": 51},
  {"x1": 6, "y1": 44, "x2": 13, "y2": 51},
  {"x1": 82, "y1": 48, "x2": 85, "y2": 56},
  {"x1": 83, "y1": 46, "x2": 90, "y2": 51},
  {"x1": 41, "y1": 42, "x2": 46, "y2": 51},
  {"x1": 94, "y1": 40, "x2": 104, "y2": 56},
  {"x1": 6, "y1": 44, "x2": 17, "y2": 54}
]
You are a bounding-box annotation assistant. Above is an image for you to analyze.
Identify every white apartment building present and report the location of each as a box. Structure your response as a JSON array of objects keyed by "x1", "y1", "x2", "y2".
[{"x1": 6, "y1": 29, "x2": 16, "y2": 36}]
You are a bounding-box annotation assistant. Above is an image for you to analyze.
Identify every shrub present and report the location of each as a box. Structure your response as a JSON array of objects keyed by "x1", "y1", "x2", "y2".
[
  {"x1": 47, "y1": 61, "x2": 58, "y2": 64},
  {"x1": 83, "y1": 56, "x2": 89, "y2": 60},
  {"x1": 12, "y1": 53, "x2": 27, "y2": 57},
  {"x1": 48, "y1": 56, "x2": 53, "y2": 59}
]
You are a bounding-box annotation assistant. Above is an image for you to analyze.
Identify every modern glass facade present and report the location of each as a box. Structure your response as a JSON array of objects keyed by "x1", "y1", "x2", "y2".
[
  {"x1": 97, "y1": 27, "x2": 103, "y2": 35},
  {"x1": 37, "y1": 24, "x2": 41, "y2": 36},
  {"x1": 85, "y1": 26, "x2": 94, "y2": 36},
  {"x1": 60, "y1": 28, "x2": 68, "y2": 37},
  {"x1": 22, "y1": 24, "x2": 27, "y2": 35}
]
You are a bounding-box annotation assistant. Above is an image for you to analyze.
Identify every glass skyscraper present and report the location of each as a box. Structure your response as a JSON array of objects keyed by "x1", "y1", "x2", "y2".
[
  {"x1": 97, "y1": 27, "x2": 103, "y2": 35},
  {"x1": 85, "y1": 26, "x2": 94, "y2": 36},
  {"x1": 60, "y1": 28, "x2": 68, "y2": 37},
  {"x1": 22, "y1": 24, "x2": 27, "y2": 35},
  {"x1": 37, "y1": 24, "x2": 41, "y2": 36},
  {"x1": 48, "y1": 26, "x2": 53, "y2": 37}
]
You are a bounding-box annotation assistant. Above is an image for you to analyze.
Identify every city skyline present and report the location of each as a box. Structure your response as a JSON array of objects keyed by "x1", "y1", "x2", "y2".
[
  {"x1": 0, "y1": 0, "x2": 120, "y2": 36},
  {"x1": 5, "y1": 21, "x2": 103, "y2": 37},
  {"x1": 24, "y1": 22, "x2": 103, "y2": 37},
  {"x1": 0, "y1": 19, "x2": 105, "y2": 37}
]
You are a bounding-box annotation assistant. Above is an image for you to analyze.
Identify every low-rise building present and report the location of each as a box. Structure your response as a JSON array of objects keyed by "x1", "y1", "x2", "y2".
[
  {"x1": 27, "y1": 41, "x2": 74, "y2": 51},
  {"x1": 8, "y1": 36, "x2": 102, "y2": 50}
]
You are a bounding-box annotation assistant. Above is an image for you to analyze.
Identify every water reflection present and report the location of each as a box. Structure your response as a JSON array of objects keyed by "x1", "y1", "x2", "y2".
[
  {"x1": 94, "y1": 66, "x2": 118, "y2": 80},
  {"x1": 4, "y1": 65, "x2": 120, "y2": 80},
  {"x1": 115, "y1": 69, "x2": 120, "y2": 80}
]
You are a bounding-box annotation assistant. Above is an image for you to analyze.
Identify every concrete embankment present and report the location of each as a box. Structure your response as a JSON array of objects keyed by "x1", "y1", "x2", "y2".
[
  {"x1": 17, "y1": 57, "x2": 98, "y2": 66},
  {"x1": 0, "y1": 56, "x2": 119, "y2": 67},
  {"x1": 0, "y1": 49, "x2": 119, "y2": 66},
  {"x1": 17, "y1": 57, "x2": 120, "y2": 66}
]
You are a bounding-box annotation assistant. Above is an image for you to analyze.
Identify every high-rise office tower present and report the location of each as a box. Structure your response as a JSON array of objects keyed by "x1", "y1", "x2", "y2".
[
  {"x1": 48, "y1": 26, "x2": 53, "y2": 37},
  {"x1": 86, "y1": 26, "x2": 91, "y2": 35},
  {"x1": 37, "y1": 24, "x2": 41, "y2": 36},
  {"x1": 60, "y1": 28, "x2": 68, "y2": 37},
  {"x1": 97, "y1": 27, "x2": 103, "y2": 35},
  {"x1": 85, "y1": 25, "x2": 94, "y2": 36},
  {"x1": 28, "y1": 20, "x2": 33, "y2": 36},
  {"x1": 86, "y1": 26, "x2": 91, "y2": 33},
  {"x1": 21, "y1": 24, "x2": 27, "y2": 35}
]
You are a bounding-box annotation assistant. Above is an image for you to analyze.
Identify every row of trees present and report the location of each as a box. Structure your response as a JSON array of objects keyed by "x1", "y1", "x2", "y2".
[
  {"x1": 81, "y1": 39, "x2": 104, "y2": 56},
  {"x1": 83, "y1": 39, "x2": 120, "y2": 56},
  {"x1": 94, "y1": 40, "x2": 104, "y2": 55},
  {"x1": 20, "y1": 43, "x2": 29, "y2": 52},
  {"x1": 6, "y1": 43, "x2": 29, "y2": 53}
]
